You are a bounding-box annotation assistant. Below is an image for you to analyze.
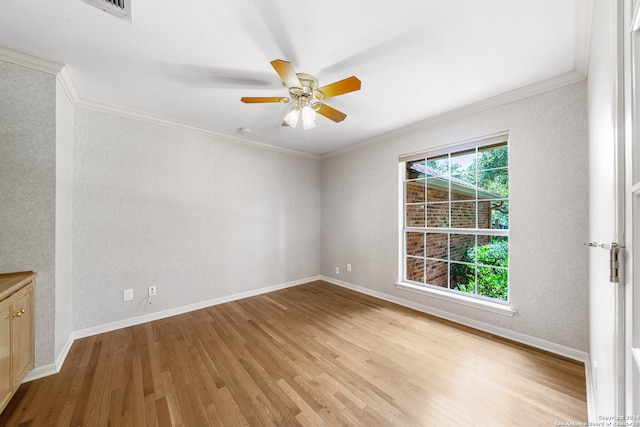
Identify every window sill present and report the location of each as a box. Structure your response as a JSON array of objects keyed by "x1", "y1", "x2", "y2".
[{"x1": 395, "y1": 282, "x2": 516, "y2": 317}]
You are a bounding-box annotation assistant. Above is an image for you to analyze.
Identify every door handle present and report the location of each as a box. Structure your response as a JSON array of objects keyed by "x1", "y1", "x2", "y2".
[{"x1": 583, "y1": 241, "x2": 606, "y2": 248}]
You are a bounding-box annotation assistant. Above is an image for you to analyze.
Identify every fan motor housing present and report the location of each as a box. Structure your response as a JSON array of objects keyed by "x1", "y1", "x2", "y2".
[
  {"x1": 290, "y1": 73, "x2": 319, "y2": 96},
  {"x1": 241, "y1": 59, "x2": 358, "y2": 124}
]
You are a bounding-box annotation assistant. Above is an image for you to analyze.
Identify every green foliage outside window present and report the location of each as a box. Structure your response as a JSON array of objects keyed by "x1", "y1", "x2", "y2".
[
  {"x1": 405, "y1": 141, "x2": 509, "y2": 302},
  {"x1": 457, "y1": 239, "x2": 509, "y2": 301}
]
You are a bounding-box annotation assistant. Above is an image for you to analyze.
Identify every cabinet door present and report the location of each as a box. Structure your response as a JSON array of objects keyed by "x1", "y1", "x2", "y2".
[
  {"x1": 0, "y1": 296, "x2": 12, "y2": 412},
  {"x1": 11, "y1": 282, "x2": 33, "y2": 390}
]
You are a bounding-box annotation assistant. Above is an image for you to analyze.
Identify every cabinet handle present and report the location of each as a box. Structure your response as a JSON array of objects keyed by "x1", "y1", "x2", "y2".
[{"x1": 12, "y1": 309, "x2": 25, "y2": 318}]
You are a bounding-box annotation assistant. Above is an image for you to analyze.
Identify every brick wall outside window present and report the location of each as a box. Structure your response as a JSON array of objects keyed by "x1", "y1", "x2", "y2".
[{"x1": 402, "y1": 139, "x2": 509, "y2": 301}]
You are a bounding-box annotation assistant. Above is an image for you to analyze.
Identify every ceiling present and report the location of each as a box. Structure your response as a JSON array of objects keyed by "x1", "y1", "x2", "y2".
[{"x1": 0, "y1": 0, "x2": 589, "y2": 156}]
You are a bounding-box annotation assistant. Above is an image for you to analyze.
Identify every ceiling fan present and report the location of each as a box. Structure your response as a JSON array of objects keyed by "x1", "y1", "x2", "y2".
[{"x1": 241, "y1": 60, "x2": 361, "y2": 130}]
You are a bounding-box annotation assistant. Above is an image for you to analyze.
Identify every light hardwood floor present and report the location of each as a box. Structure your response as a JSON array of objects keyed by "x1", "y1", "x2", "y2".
[{"x1": 0, "y1": 281, "x2": 587, "y2": 426}]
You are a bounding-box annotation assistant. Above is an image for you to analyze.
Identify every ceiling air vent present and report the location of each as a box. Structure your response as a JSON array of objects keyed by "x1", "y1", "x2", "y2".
[{"x1": 81, "y1": 0, "x2": 132, "y2": 22}]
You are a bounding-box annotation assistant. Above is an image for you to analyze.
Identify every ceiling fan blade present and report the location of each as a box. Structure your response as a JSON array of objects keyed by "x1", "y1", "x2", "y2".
[
  {"x1": 320, "y1": 31, "x2": 422, "y2": 75},
  {"x1": 317, "y1": 76, "x2": 361, "y2": 100},
  {"x1": 281, "y1": 120, "x2": 290, "y2": 127},
  {"x1": 241, "y1": 97, "x2": 290, "y2": 103},
  {"x1": 316, "y1": 103, "x2": 347, "y2": 123},
  {"x1": 271, "y1": 59, "x2": 302, "y2": 88},
  {"x1": 162, "y1": 64, "x2": 282, "y2": 89}
]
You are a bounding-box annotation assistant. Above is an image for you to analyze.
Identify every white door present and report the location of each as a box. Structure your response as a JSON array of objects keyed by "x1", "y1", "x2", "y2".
[
  {"x1": 588, "y1": 0, "x2": 626, "y2": 418},
  {"x1": 626, "y1": 0, "x2": 640, "y2": 415}
]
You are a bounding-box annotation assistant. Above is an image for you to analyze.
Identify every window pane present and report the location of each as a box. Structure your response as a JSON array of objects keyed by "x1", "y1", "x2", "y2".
[
  {"x1": 406, "y1": 232, "x2": 425, "y2": 257},
  {"x1": 426, "y1": 154, "x2": 448, "y2": 176},
  {"x1": 406, "y1": 257, "x2": 424, "y2": 283},
  {"x1": 426, "y1": 203, "x2": 449, "y2": 227},
  {"x1": 475, "y1": 236, "x2": 508, "y2": 268},
  {"x1": 450, "y1": 234, "x2": 476, "y2": 263},
  {"x1": 476, "y1": 266, "x2": 508, "y2": 301},
  {"x1": 450, "y1": 149, "x2": 476, "y2": 175},
  {"x1": 406, "y1": 204, "x2": 425, "y2": 227},
  {"x1": 479, "y1": 143, "x2": 508, "y2": 170},
  {"x1": 478, "y1": 201, "x2": 509, "y2": 229},
  {"x1": 450, "y1": 263, "x2": 475, "y2": 294},
  {"x1": 426, "y1": 233, "x2": 448, "y2": 260},
  {"x1": 451, "y1": 202, "x2": 476, "y2": 228},
  {"x1": 450, "y1": 173, "x2": 476, "y2": 200},
  {"x1": 402, "y1": 138, "x2": 508, "y2": 303},
  {"x1": 478, "y1": 167, "x2": 508, "y2": 198},
  {"x1": 491, "y1": 202, "x2": 509, "y2": 229},
  {"x1": 406, "y1": 160, "x2": 426, "y2": 179},
  {"x1": 477, "y1": 234, "x2": 492, "y2": 246},
  {"x1": 426, "y1": 177, "x2": 449, "y2": 202},
  {"x1": 425, "y1": 259, "x2": 448, "y2": 287},
  {"x1": 405, "y1": 180, "x2": 425, "y2": 203}
]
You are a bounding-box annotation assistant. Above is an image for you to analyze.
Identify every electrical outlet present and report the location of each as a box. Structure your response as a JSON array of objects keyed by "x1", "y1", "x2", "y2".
[
  {"x1": 123, "y1": 289, "x2": 133, "y2": 301},
  {"x1": 336, "y1": 266, "x2": 340, "y2": 274},
  {"x1": 148, "y1": 286, "x2": 157, "y2": 297},
  {"x1": 347, "y1": 263, "x2": 352, "y2": 272}
]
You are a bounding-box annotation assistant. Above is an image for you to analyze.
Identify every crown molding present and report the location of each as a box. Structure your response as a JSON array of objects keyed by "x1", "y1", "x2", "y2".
[
  {"x1": 0, "y1": 44, "x2": 319, "y2": 161},
  {"x1": 74, "y1": 98, "x2": 320, "y2": 160},
  {"x1": 321, "y1": 0, "x2": 594, "y2": 160},
  {"x1": 321, "y1": 70, "x2": 587, "y2": 160},
  {"x1": 0, "y1": 44, "x2": 65, "y2": 74},
  {"x1": 1, "y1": 42, "x2": 588, "y2": 163},
  {"x1": 575, "y1": 0, "x2": 594, "y2": 76},
  {"x1": 56, "y1": 66, "x2": 81, "y2": 103}
]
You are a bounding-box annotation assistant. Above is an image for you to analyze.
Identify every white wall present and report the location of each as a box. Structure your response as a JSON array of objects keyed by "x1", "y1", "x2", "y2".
[
  {"x1": 55, "y1": 78, "x2": 74, "y2": 358},
  {"x1": 321, "y1": 81, "x2": 589, "y2": 352},
  {"x1": 0, "y1": 61, "x2": 57, "y2": 366},
  {"x1": 0, "y1": 54, "x2": 590, "y2": 370},
  {"x1": 72, "y1": 108, "x2": 321, "y2": 330},
  {"x1": 1, "y1": 58, "x2": 321, "y2": 366}
]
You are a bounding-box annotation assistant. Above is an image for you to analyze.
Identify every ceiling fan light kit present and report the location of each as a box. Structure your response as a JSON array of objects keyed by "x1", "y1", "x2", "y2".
[
  {"x1": 241, "y1": 60, "x2": 361, "y2": 130},
  {"x1": 301, "y1": 105, "x2": 317, "y2": 130},
  {"x1": 284, "y1": 106, "x2": 300, "y2": 127}
]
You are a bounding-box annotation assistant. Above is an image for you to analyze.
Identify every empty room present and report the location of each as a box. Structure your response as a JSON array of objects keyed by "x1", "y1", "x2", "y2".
[{"x1": 1, "y1": 0, "x2": 639, "y2": 425}]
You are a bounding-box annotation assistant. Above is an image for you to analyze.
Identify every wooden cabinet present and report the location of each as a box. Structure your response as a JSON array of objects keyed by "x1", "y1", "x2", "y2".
[{"x1": 0, "y1": 272, "x2": 35, "y2": 415}]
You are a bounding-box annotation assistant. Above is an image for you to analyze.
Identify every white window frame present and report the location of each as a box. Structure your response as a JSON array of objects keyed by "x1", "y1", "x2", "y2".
[{"x1": 396, "y1": 132, "x2": 515, "y2": 317}]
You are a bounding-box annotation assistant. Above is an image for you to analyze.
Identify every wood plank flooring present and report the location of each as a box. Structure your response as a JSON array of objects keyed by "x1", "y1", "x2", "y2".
[{"x1": 0, "y1": 281, "x2": 587, "y2": 426}]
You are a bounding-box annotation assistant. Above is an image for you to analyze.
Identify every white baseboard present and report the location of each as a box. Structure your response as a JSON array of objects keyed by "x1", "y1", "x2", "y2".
[
  {"x1": 321, "y1": 276, "x2": 589, "y2": 363},
  {"x1": 321, "y1": 276, "x2": 595, "y2": 420},
  {"x1": 22, "y1": 363, "x2": 57, "y2": 383},
  {"x1": 23, "y1": 330, "x2": 75, "y2": 382},
  {"x1": 72, "y1": 275, "x2": 320, "y2": 341},
  {"x1": 584, "y1": 357, "x2": 597, "y2": 422},
  {"x1": 23, "y1": 276, "x2": 320, "y2": 383},
  {"x1": 23, "y1": 275, "x2": 595, "y2": 420}
]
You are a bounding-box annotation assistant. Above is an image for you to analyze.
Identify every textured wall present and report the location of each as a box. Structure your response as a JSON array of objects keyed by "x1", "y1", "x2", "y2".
[
  {"x1": 72, "y1": 109, "x2": 321, "y2": 330},
  {"x1": 0, "y1": 61, "x2": 57, "y2": 366},
  {"x1": 321, "y1": 81, "x2": 589, "y2": 351},
  {"x1": 0, "y1": 56, "x2": 589, "y2": 368}
]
